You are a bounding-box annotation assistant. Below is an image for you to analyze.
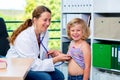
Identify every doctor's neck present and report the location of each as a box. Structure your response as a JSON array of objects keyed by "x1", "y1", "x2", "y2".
[{"x1": 34, "y1": 26, "x2": 42, "y2": 38}]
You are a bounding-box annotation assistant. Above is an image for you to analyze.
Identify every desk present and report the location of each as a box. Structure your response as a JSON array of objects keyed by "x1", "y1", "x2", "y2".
[{"x1": 0, "y1": 58, "x2": 33, "y2": 80}]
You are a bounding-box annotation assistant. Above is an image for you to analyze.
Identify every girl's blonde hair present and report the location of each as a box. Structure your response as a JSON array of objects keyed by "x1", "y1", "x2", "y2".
[{"x1": 67, "y1": 18, "x2": 90, "y2": 40}]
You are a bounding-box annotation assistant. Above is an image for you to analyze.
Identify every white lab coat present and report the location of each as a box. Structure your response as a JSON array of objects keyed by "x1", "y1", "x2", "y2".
[{"x1": 6, "y1": 26, "x2": 55, "y2": 71}]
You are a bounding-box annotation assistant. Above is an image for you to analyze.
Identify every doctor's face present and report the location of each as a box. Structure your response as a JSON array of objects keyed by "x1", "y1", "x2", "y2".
[{"x1": 34, "y1": 12, "x2": 51, "y2": 33}]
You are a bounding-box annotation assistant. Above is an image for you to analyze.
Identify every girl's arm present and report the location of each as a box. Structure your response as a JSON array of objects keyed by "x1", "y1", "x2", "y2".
[{"x1": 82, "y1": 42, "x2": 91, "y2": 80}]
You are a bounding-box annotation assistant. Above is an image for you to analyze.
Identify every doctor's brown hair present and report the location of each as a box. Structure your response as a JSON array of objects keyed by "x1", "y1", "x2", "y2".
[{"x1": 8, "y1": 5, "x2": 51, "y2": 45}]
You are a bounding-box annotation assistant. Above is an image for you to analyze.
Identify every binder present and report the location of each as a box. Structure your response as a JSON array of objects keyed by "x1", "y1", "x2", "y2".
[
  {"x1": 117, "y1": 45, "x2": 120, "y2": 70},
  {"x1": 114, "y1": 45, "x2": 118, "y2": 69},
  {"x1": 111, "y1": 44, "x2": 115, "y2": 69},
  {"x1": 93, "y1": 43, "x2": 112, "y2": 69}
]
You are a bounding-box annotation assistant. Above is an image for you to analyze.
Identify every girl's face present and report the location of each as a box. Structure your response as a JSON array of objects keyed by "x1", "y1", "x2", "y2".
[
  {"x1": 70, "y1": 24, "x2": 83, "y2": 41},
  {"x1": 34, "y1": 12, "x2": 51, "y2": 34}
]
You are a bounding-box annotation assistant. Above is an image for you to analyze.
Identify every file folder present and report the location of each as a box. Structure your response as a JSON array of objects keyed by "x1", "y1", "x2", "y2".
[
  {"x1": 117, "y1": 45, "x2": 120, "y2": 70},
  {"x1": 114, "y1": 45, "x2": 118, "y2": 69},
  {"x1": 111, "y1": 44, "x2": 115, "y2": 69},
  {"x1": 93, "y1": 43, "x2": 112, "y2": 69}
]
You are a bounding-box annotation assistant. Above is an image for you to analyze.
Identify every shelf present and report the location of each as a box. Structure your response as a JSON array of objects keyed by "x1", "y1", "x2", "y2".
[
  {"x1": 93, "y1": 37, "x2": 120, "y2": 42},
  {"x1": 62, "y1": 35, "x2": 68, "y2": 38},
  {"x1": 94, "y1": 67, "x2": 120, "y2": 74},
  {"x1": 93, "y1": 13, "x2": 120, "y2": 17},
  {"x1": 93, "y1": 11, "x2": 120, "y2": 13},
  {"x1": 61, "y1": 0, "x2": 120, "y2": 80},
  {"x1": 62, "y1": 12, "x2": 92, "y2": 14}
]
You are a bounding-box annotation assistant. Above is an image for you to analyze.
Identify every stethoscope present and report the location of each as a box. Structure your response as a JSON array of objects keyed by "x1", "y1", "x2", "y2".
[{"x1": 39, "y1": 31, "x2": 64, "y2": 67}]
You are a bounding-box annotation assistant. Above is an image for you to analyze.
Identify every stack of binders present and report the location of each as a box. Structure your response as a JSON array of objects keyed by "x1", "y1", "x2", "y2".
[{"x1": 93, "y1": 43, "x2": 120, "y2": 70}]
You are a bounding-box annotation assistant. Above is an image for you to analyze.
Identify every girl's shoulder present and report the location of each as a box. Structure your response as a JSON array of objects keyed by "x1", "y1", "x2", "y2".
[
  {"x1": 69, "y1": 40, "x2": 74, "y2": 47},
  {"x1": 81, "y1": 41, "x2": 90, "y2": 48},
  {"x1": 82, "y1": 41, "x2": 89, "y2": 45},
  {"x1": 81, "y1": 41, "x2": 91, "y2": 51}
]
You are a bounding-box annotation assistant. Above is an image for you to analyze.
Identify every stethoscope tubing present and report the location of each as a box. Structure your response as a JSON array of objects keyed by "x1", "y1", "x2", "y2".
[{"x1": 39, "y1": 32, "x2": 64, "y2": 66}]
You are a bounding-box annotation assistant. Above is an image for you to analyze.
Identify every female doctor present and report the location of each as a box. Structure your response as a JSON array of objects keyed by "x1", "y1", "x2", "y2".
[{"x1": 6, "y1": 5, "x2": 71, "y2": 80}]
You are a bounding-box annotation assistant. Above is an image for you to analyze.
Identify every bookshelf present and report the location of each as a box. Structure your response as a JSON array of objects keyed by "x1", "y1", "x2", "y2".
[{"x1": 61, "y1": 0, "x2": 120, "y2": 80}]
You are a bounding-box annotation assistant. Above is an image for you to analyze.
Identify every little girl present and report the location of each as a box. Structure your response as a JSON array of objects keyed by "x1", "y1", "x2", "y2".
[{"x1": 66, "y1": 18, "x2": 91, "y2": 80}]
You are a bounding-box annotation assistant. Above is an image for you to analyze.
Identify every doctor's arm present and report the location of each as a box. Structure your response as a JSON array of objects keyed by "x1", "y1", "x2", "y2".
[{"x1": 14, "y1": 35, "x2": 55, "y2": 71}]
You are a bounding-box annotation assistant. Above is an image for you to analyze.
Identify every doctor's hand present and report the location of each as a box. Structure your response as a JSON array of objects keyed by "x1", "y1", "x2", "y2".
[
  {"x1": 52, "y1": 54, "x2": 71, "y2": 64},
  {"x1": 48, "y1": 50, "x2": 62, "y2": 57}
]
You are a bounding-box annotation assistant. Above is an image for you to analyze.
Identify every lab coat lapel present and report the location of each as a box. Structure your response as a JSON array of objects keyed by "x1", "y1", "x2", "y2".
[{"x1": 30, "y1": 26, "x2": 40, "y2": 57}]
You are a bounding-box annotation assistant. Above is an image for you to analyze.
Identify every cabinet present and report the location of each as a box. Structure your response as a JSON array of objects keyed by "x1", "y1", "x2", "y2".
[
  {"x1": 61, "y1": 0, "x2": 120, "y2": 80},
  {"x1": 61, "y1": 0, "x2": 92, "y2": 54}
]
